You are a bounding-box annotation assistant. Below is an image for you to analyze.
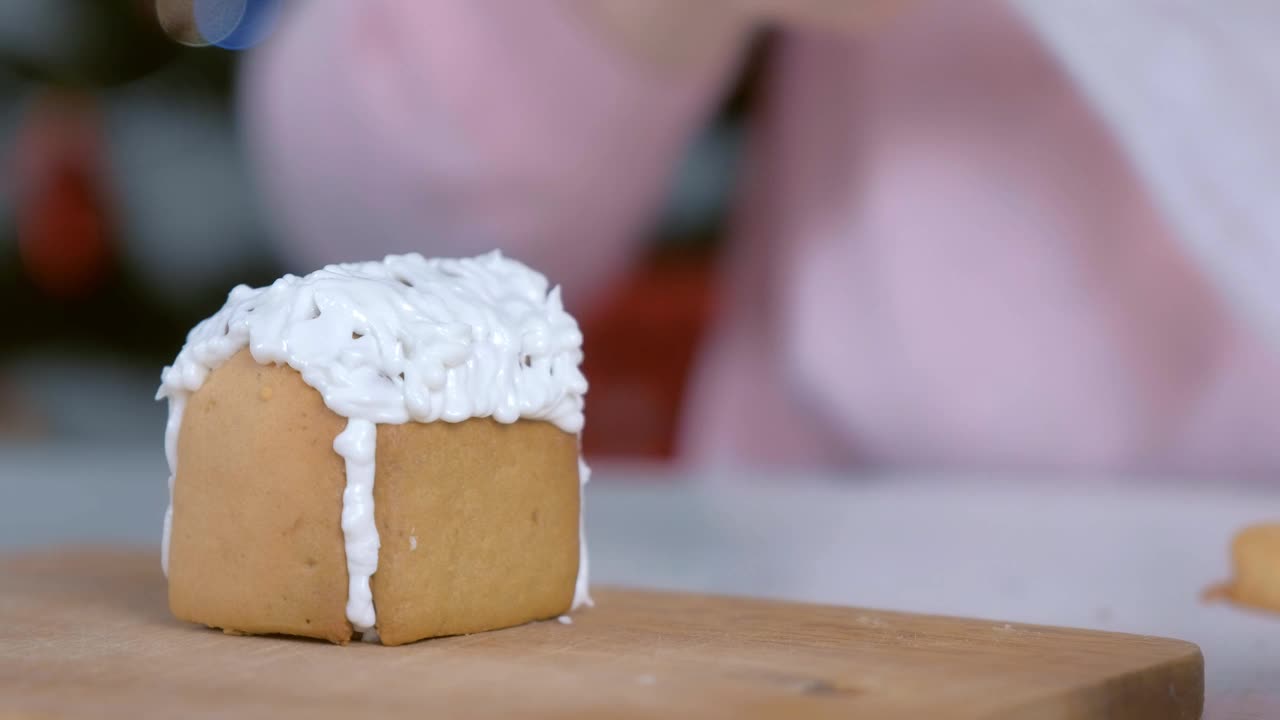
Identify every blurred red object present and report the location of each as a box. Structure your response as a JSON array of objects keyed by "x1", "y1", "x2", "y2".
[
  {"x1": 13, "y1": 92, "x2": 114, "y2": 300},
  {"x1": 578, "y1": 251, "x2": 717, "y2": 460}
]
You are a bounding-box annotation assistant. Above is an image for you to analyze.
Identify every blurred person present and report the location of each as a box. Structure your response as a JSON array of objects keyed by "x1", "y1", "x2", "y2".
[{"x1": 243, "y1": 0, "x2": 1280, "y2": 478}]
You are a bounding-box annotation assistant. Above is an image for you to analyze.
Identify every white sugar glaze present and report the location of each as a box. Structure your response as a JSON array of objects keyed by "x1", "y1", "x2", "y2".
[{"x1": 158, "y1": 251, "x2": 590, "y2": 635}]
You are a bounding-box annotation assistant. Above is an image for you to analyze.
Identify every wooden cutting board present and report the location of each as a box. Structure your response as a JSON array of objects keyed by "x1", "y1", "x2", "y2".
[{"x1": 0, "y1": 549, "x2": 1202, "y2": 719}]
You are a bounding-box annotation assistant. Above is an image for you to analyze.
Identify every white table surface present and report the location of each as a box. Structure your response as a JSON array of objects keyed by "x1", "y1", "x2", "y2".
[{"x1": 2, "y1": 443, "x2": 1277, "y2": 718}]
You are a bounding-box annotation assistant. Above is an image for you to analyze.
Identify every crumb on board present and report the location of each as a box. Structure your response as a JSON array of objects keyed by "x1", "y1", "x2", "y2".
[{"x1": 557, "y1": 615, "x2": 573, "y2": 625}]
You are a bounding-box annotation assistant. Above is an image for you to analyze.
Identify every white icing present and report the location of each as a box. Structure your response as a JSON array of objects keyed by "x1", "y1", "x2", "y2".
[
  {"x1": 157, "y1": 251, "x2": 590, "y2": 637},
  {"x1": 159, "y1": 393, "x2": 185, "y2": 575},
  {"x1": 334, "y1": 418, "x2": 379, "y2": 632},
  {"x1": 573, "y1": 457, "x2": 593, "y2": 610}
]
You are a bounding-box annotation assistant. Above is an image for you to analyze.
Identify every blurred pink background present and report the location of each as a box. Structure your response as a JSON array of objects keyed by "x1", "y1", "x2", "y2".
[{"x1": 4, "y1": 0, "x2": 1280, "y2": 482}]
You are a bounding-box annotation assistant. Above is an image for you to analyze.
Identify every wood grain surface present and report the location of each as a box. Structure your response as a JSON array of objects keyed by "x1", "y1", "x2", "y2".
[{"x1": 0, "y1": 549, "x2": 1203, "y2": 719}]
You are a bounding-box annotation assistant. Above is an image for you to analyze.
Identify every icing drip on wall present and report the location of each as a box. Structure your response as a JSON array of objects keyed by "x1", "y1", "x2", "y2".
[
  {"x1": 157, "y1": 251, "x2": 589, "y2": 634},
  {"x1": 334, "y1": 418, "x2": 379, "y2": 633},
  {"x1": 573, "y1": 457, "x2": 593, "y2": 610}
]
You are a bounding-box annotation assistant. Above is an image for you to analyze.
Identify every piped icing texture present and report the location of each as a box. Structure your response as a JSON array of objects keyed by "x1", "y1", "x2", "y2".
[{"x1": 158, "y1": 251, "x2": 590, "y2": 635}]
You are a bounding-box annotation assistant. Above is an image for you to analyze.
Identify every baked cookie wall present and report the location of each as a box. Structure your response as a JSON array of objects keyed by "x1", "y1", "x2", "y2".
[{"x1": 168, "y1": 349, "x2": 579, "y2": 645}]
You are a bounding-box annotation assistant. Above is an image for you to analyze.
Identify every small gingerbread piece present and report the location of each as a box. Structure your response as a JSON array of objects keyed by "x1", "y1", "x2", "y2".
[{"x1": 1208, "y1": 524, "x2": 1280, "y2": 614}]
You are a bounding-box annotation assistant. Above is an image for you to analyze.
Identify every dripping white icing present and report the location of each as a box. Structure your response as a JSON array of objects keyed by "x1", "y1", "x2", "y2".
[
  {"x1": 335, "y1": 418, "x2": 379, "y2": 633},
  {"x1": 157, "y1": 251, "x2": 589, "y2": 635},
  {"x1": 573, "y1": 457, "x2": 593, "y2": 610},
  {"x1": 160, "y1": 394, "x2": 185, "y2": 575}
]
